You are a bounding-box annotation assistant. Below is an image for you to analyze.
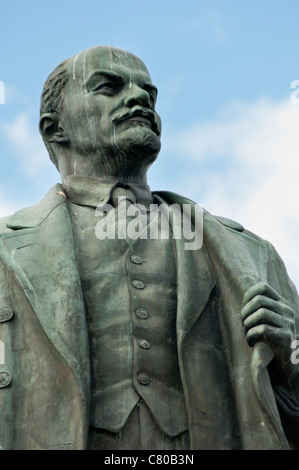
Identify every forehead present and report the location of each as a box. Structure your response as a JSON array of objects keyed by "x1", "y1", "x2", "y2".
[{"x1": 70, "y1": 46, "x2": 152, "y2": 84}]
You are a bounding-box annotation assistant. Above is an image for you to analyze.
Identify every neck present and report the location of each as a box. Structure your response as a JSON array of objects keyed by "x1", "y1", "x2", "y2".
[
  {"x1": 62, "y1": 174, "x2": 149, "y2": 187},
  {"x1": 56, "y1": 150, "x2": 150, "y2": 187}
]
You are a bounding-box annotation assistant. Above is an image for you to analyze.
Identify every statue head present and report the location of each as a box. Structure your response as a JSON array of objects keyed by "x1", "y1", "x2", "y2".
[{"x1": 39, "y1": 46, "x2": 162, "y2": 184}]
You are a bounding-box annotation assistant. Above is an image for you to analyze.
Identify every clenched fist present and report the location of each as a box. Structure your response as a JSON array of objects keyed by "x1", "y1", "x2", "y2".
[{"x1": 241, "y1": 282, "x2": 297, "y2": 385}]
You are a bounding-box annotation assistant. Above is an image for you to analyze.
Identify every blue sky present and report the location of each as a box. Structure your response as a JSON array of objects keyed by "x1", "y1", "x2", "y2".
[{"x1": 1, "y1": 0, "x2": 299, "y2": 289}]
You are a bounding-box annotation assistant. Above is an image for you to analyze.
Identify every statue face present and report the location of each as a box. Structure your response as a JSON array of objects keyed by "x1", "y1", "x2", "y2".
[{"x1": 59, "y1": 46, "x2": 162, "y2": 175}]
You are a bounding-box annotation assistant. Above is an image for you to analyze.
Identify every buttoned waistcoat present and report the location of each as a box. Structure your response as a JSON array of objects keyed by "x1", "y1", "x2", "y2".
[
  {"x1": 0, "y1": 184, "x2": 298, "y2": 450},
  {"x1": 71, "y1": 199, "x2": 187, "y2": 435}
]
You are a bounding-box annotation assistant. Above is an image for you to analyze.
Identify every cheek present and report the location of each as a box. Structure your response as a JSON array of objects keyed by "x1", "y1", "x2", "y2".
[
  {"x1": 86, "y1": 98, "x2": 117, "y2": 139},
  {"x1": 62, "y1": 93, "x2": 119, "y2": 147},
  {"x1": 62, "y1": 100, "x2": 101, "y2": 137},
  {"x1": 62, "y1": 99, "x2": 86, "y2": 133}
]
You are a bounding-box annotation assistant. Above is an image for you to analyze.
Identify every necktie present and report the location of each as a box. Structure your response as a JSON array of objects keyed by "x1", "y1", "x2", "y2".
[
  {"x1": 111, "y1": 186, "x2": 136, "y2": 207},
  {"x1": 110, "y1": 186, "x2": 148, "y2": 243}
]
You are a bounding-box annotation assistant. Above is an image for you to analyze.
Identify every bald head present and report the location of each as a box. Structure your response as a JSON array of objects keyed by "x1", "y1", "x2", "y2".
[
  {"x1": 40, "y1": 46, "x2": 152, "y2": 126},
  {"x1": 39, "y1": 46, "x2": 161, "y2": 183}
]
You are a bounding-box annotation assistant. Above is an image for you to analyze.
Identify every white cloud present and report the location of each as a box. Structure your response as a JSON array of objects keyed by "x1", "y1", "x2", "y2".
[
  {"x1": 1, "y1": 112, "x2": 50, "y2": 178},
  {"x1": 3, "y1": 84, "x2": 30, "y2": 107},
  {"x1": 163, "y1": 97, "x2": 299, "y2": 291}
]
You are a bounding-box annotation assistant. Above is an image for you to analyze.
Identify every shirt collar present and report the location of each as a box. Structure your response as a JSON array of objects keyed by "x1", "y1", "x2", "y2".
[{"x1": 63, "y1": 175, "x2": 153, "y2": 208}]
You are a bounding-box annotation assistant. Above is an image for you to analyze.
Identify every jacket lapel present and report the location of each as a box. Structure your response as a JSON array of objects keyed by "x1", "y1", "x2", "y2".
[
  {"x1": 174, "y1": 232, "x2": 215, "y2": 344},
  {"x1": 0, "y1": 185, "x2": 67, "y2": 323},
  {"x1": 0, "y1": 185, "x2": 90, "y2": 400},
  {"x1": 153, "y1": 192, "x2": 215, "y2": 344}
]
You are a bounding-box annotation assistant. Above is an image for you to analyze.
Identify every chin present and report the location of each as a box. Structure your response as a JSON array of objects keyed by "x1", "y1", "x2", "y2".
[{"x1": 115, "y1": 126, "x2": 161, "y2": 158}]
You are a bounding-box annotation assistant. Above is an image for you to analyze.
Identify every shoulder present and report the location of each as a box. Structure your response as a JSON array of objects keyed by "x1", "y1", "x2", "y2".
[
  {"x1": 0, "y1": 185, "x2": 65, "y2": 234},
  {"x1": 153, "y1": 189, "x2": 244, "y2": 231},
  {"x1": 0, "y1": 184, "x2": 65, "y2": 231},
  {"x1": 212, "y1": 215, "x2": 244, "y2": 233},
  {"x1": 153, "y1": 189, "x2": 271, "y2": 247},
  {"x1": 0, "y1": 215, "x2": 13, "y2": 234}
]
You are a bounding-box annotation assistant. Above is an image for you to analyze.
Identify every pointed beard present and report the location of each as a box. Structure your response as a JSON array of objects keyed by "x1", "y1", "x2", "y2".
[
  {"x1": 110, "y1": 127, "x2": 161, "y2": 177},
  {"x1": 115, "y1": 126, "x2": 161, "y2": 157}
]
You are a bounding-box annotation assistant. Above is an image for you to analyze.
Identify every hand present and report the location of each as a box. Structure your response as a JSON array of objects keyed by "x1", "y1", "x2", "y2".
[{"x1": 241, "y1": 282, "x2": 296, "y2": 379}]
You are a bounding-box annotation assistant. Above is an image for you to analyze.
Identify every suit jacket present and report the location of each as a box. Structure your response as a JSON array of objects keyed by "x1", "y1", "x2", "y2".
[{"x1": 0, "y1": 184, "x2": 298, "y2": 450}]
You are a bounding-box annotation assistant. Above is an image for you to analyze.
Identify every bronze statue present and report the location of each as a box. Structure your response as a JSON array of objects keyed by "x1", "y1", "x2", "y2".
[{"x1": 0, "y1": 46, "x2": 298, "y2": 450}]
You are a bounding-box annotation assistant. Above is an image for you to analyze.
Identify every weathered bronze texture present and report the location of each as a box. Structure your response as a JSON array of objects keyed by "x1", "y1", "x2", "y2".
[{"x1": 0, "y1": 46, "x2": 298, "y2": 450}]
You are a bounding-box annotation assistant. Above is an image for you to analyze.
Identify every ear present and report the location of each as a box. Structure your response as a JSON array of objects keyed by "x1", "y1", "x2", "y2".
[{"x1": 39, "y1": 112, "x2": 68, "y2": 143}]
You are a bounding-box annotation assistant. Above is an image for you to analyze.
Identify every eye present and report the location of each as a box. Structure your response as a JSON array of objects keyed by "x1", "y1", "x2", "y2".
[{"x1": 92, "y1": 81, "x2": 119, "y2": 95}]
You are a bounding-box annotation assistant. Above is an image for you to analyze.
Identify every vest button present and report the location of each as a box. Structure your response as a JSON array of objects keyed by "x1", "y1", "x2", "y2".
[
  {"x1": 139, "y1": 339, "x2": 150, "y2": 349},
  {"x1": 138, "y1": 372, "x2": 150, "y2": 385},
  {"x1": 132, "y1": 280, "x2": 144, "y2": 289},
  {"x1": 131, "y1": 255, "x2": 143, "y2": 264},
  {"x1": 136, "y1": 308, "x2": 148, "y2": 319},
  {"x1": 0, "y1": 371, "x2": 12, "y2": 388},
  {"x1": 0, "y1": 308, "x2": 13, "y2": 322}
]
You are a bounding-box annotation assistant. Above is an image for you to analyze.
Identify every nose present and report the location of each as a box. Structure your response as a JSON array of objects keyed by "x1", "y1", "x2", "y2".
[{"x1": 124, "y1": 84, "x2": 151, "y2": 108}]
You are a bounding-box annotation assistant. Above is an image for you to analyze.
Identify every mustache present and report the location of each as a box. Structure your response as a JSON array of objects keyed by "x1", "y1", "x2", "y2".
[{"x1": 113, "y1": 106, "x2": 160, "y2": 136}]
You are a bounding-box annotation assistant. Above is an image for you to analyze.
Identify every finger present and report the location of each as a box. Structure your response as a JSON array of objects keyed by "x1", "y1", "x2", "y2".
[
  {"x1": 245, "y1": 324, "x2": 291, "y2": 348},
  {"x1": 242, "y1": 282, "x2": 281, "y2": 307},
  {"x1": 243, "y1": 308, "x2": 294, "y2": 333},
  {"x1": 241, "y1": 295, "x2": 293, "y2": 322}
]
